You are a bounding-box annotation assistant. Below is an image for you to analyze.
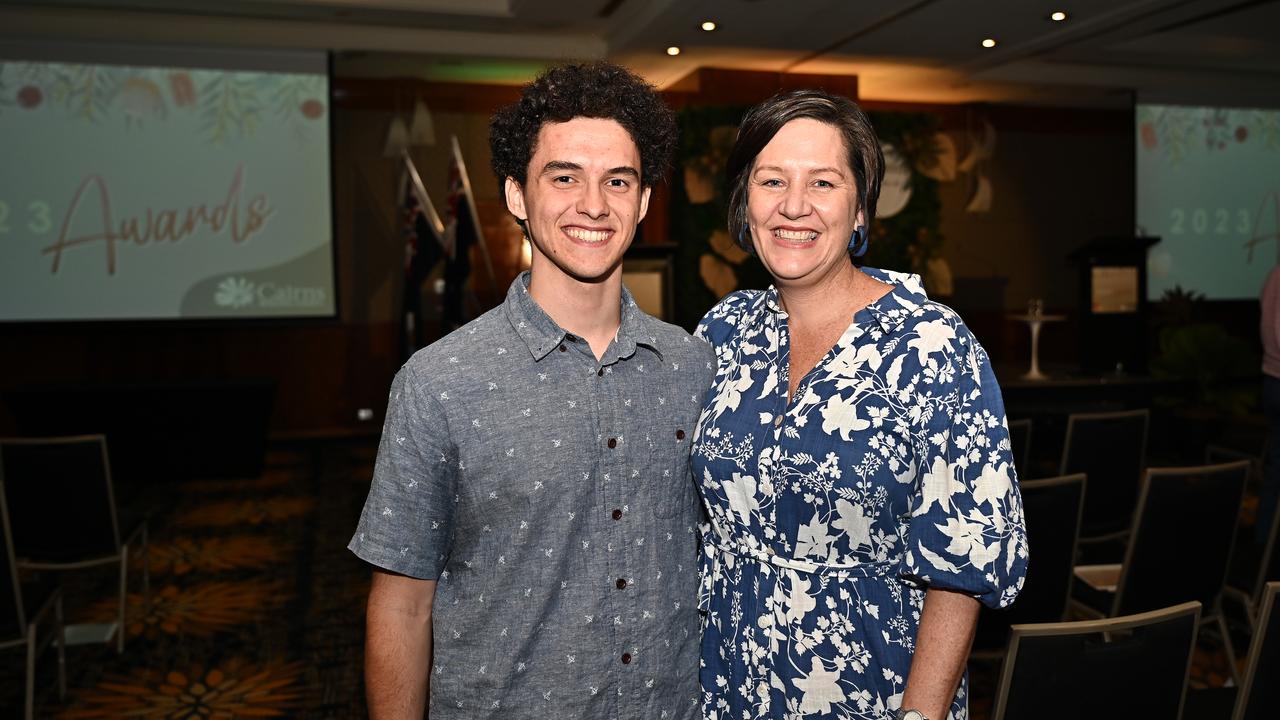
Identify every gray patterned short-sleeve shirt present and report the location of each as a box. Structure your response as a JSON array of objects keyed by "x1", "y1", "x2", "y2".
[{"x1": 350, "y1": 271, "x2": 714, "y2": 720}]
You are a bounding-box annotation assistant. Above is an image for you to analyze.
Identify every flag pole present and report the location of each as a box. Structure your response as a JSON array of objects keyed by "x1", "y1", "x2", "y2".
[
  {"x1": 450, "y1": 135, "x2": 498, "y2": 298},
  {"x1": 402, "y1": 149, "x2": 445, "y2": 237}
]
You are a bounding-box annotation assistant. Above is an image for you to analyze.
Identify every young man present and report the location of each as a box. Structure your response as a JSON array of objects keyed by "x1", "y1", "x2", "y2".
[{"x1": 350, "y1": 61, "x2": 713, "y2": 720}]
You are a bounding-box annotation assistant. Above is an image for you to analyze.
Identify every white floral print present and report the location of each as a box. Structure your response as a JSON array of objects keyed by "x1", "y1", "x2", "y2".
[{"x1": 693, "y1": 268, "x2": 1028, "y2": 720}]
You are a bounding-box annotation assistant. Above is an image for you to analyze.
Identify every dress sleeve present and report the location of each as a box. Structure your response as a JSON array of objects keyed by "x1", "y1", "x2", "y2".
[
  {"x1": 348, "y1": 362, "x2": 458, "y2": 579},
  {"x1": 898, "y1": 323, "x2": 1028, "y2": 609}
]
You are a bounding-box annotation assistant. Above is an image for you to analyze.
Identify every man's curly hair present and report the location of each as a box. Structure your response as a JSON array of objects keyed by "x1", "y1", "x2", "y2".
[{"x1": 489, "y1": 61, "x2": 676, "y2": 190}]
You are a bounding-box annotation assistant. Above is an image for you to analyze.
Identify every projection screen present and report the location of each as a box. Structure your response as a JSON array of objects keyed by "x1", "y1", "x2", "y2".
[
  {"x1": 0, "y1": 41, "x2": 335, "y2": 320},
  {"x1": 1137, "y1": 103, "x2": 1280, "y2": 301}
]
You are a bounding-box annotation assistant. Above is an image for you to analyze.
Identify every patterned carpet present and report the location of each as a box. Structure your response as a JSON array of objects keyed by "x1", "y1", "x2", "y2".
[
  {"x1": 1, "y1": 440, "x2": 376, "y2": 718},
  {"x1": 2, "y1": 438, "x2": 1256, "y2": 718}
]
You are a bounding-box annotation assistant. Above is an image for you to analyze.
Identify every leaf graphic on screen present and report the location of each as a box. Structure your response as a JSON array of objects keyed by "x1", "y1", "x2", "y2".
[
  {"x1": 200, "y1": 72, "x2": 263, "y2": 145},
  {"x1": 51, "y1": 64, "x2": 120, "y2": 123},
  {"x1": 1253, "y1": 111, "x2": 1280, "y2": 152},
  {"x1": 0, "y1": 64, "x2": 11, "y2": 114},
  {"x1": 272, "y1": 74, "x2": 325, "y2": 143}
]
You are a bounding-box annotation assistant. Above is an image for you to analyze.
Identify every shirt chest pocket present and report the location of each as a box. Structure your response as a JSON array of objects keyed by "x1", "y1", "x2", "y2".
[{"x1": 647, "y1": 421, "x2": 697, "y2": 519}]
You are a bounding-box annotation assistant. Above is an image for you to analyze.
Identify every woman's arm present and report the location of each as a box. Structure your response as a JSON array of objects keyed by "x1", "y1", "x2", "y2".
[{"x1": 900, "y1": 587, "x2": 980, "y2": 719}]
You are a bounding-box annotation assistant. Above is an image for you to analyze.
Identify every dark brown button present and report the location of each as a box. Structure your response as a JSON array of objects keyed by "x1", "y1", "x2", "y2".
[
  {"x1": 597, "y1": 368, "x2": 604, "y2": 377},
  {"x1": 621, "y1": 653, "x2": 632, "y2": 664},
  {"x1": 558, "y1": 345, "x2": 566, "y2": 352},
  {"x1": 607, "y1": 438, "x2": 617, "y2": 449},
  {"x1": 611, "y1": 508, "x2": 623, "y2": 520},
  {"x1": 565, "y1": 334, "x2": 576, "y2": 342},
  {"x1": 615, "y1": 578, "x2": 627, "y2": 589},
  {"x1": 676, "y1": 429, "x2": 685, "y2": 440}
]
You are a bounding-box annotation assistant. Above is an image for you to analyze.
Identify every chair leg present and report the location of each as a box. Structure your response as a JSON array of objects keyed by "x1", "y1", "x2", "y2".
[
  {"x1": 55, "y1": 594, "x2": 66, "y2": 700},
  {"x1": 25, "y1": 624, "x2": 36, "y2": 720},
  {"x1": 141, "y1": 522, "x2": 151, "y2": 613},
  {"x1": 117, "y1": 552, "x2": 128, "y2": 654},
  {"x1": 1215, "y1": 609, "x2": 1241, "y2": 686}
]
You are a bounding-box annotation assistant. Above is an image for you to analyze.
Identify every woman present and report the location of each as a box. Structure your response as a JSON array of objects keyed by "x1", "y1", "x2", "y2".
[{"x1": 692, "y1": 90, "x2": 1027, "y2": 720}]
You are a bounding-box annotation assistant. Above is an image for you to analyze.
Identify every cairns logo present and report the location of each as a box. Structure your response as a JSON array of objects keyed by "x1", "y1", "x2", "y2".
[
  {"x1": 215, "y1": 277, "x2": 255, "y2": 308},
  {"x1": 214, "y1": 276, "x2": 326, "y2": 310}
]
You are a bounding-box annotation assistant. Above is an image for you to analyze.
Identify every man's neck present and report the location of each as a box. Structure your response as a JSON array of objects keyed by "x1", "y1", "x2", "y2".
[{"x1": 527, "y1": 261, "x2": 623, "y2": 361}]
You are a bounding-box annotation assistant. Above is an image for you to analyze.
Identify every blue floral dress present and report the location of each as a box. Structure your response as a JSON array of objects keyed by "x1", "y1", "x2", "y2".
[{"x1": 692, "y1": 268, "x2": 1028, "y2": 720}]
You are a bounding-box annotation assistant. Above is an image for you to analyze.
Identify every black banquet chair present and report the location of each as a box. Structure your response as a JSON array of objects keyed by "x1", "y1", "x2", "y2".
[
  {"x1": 1073, "y1": 460, "x2": 1248, "y2": 682},
  {"x1": 1006, "y1": 418, "x2": 1032, "y2": 477},
  {"x1": 1226, "y1": 490, "x2": 1280, "y2": 629},
  {"x1": 972, "y1": 474, "x2": 1085, "y2": 656},
  {"x1": 1, "y1": 474, "x2": 66, "y2": 720},
  {"x1": 1059, "y1": 408, "x2": 1149, "y2": 547},
  {"x1": 990, "y1": 601, "x2": 1201, "y2": 720},
  {"x1": 0, "y1": 435, "x2": 149, "y2": 653},
  {"x1": 1234, "y1": 580, "x2": 1280, "y2": 720}
]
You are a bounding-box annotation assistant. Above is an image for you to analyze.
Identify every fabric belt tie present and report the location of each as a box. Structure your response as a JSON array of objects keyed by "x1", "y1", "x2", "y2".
[{"x1": 698, "y1": 525, "x2": 898, "y2": 612}]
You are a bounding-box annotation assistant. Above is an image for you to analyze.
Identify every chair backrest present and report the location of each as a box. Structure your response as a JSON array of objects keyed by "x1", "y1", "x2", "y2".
[
  {"x1": 1059, "y1": 408, "x2": 1149, "y2": 539},
  {"x1": 991, "y1": 601, "x2": 1200, "y2": 720},
  {"x1": 0, "y1": 477, "x2": 23, "y2": 641},
  {"x1": 1252, "y1": 502, "x2": 1280, "y2": 609},
  {"x1": 1115, "y1": 461, "x2": 1249, "y2": 617},
  {"x1": 1237, "y1": 582, "x2": 1280, "y2": 720},
  {"x1": 0, "y1": 435, "x2": 120, "y2": 564},
  {"x1": 977, "y1": 474, "x2": 1086, "y2": 648},
  {"x1": 1007, "y1": 418, "x2": 1032, "y2": 477}
]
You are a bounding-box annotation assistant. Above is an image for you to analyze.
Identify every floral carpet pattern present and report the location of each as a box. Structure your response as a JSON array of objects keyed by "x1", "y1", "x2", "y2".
[
  {"x1": 1, "y1": 439, "x2": 1252, "y2": 718},
  {"x1": 0, "y1": 441, "x2": 376, "y2": 718}
]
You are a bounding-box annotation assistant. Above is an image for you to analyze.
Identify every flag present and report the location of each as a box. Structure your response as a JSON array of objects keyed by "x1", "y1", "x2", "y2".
[
  {"x1": 442, "y1": 143, "x2": 479, "y2": 332},
  {"x1": 400, "y1": 165, "x2": 443, "y2": 361}
]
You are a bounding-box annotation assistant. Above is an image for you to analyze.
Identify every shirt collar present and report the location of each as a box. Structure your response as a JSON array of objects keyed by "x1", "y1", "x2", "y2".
[
  {"x1": 760, "y1": 266, "x2": 930, "y2": 334},
  {"x1": 504, "y1": 271, "x2": 665, "y2": 362}
]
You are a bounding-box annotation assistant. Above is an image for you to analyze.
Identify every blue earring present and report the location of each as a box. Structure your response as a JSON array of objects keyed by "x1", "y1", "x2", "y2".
[{"x1": 848, "y1": 225, "x2": 868, "y2": 257}]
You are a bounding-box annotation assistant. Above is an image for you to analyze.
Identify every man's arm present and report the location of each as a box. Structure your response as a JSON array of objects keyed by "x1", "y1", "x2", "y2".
[
  {"x1": 900, "y1": 587, "x2": 980, "y2": 719},
  {"x1": 365, "y1": 569, "x2": 438, "y2": 720}
]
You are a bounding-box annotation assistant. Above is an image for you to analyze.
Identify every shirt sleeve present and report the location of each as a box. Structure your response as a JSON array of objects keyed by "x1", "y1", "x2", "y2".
[
  {"x1": 898, "y1": 323, "x2": 1028, "y2": 609},
  {"x1": 348, "y1": 362, "x2": 458, "y2": 579}
]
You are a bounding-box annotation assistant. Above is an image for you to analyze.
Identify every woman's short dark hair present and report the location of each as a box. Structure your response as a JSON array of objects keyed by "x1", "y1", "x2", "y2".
[
  {"x1": 489, "y1": 61, "x2": 676, "y2": 190},
  {"x1": 725, "y1": 89, "x2": 884, "y2": 253}
]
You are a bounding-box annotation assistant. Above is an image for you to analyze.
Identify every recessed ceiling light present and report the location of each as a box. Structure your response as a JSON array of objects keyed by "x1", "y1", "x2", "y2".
[
  {"x1": 666, "y1": 46, "x2": 681, "y2": 56},
  {"x1": 1050, "y1": 11, "x2": 1068, "y2": 21},
  {"x1": 981, "y1": 38, "x2": 997, "y2": 48},
  {"x1": 701, "y1": 20, "x2": 717, "y2": 32}
]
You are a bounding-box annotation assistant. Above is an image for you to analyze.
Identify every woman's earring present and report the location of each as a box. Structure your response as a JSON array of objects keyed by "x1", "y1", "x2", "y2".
[{"x1": 848, "y1": 225, "x2": 869, "y2": 257}]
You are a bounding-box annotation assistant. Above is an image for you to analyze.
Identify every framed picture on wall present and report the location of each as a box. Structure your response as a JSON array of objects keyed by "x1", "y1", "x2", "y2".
[{"x1": 623, "y1": 245, "x2": 676, "y2": 323}]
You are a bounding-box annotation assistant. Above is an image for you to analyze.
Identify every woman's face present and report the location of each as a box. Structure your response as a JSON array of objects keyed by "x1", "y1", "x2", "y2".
[{"x1": 745, "y1": 117, "x2": 863, "y2": 288}]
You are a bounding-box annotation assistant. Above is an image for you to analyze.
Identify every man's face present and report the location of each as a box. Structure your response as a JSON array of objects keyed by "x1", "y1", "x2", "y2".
[{"x1": 505, "y1": 117, "x2": 651, "y2": 285}]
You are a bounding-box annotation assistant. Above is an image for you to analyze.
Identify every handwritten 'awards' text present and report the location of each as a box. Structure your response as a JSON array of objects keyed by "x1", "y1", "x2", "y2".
[{"x1": 42, "y1": 164, "x2": 273, "y2": 275}]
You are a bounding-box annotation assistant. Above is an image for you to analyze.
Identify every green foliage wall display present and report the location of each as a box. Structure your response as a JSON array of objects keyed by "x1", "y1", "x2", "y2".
[
  {"x1": 669, "y1": 106, "x2": 943, "y2": 331},
  {"x1": 863, "y1": 111, "x2": 943, "y2": 277}
]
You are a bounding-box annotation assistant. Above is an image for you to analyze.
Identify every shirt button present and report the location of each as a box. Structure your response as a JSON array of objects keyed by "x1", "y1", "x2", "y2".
[
  {"x1": 774, "y1": 415, "x2": 783, "y2": 427},
  {"x1": 597, "y1": 368, "x2": 604, "y2": 377},
  {"x1": 621, "y1": 653, "x2": 632, "y2": 664},
  {"x1": 611, "y1": 508, "x2": 623, "y2": 520},
  {"x1": 607, "y1": 438, "x2": 617, "y2": 449},
  {"x1": 616, "y1": 578, "x2": 627, "y2": 589},
  {"x1": 676, "y1": 429, "x2": 685, "y2": 440},
  {"x1": 565, "y1": 334, "x2": 576, "y2": 342},
  {"x1": 559, "y1": 344, "x2": 567, "y2": 352}
]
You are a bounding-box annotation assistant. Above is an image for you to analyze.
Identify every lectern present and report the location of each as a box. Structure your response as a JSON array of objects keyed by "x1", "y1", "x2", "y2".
[{"x1": 1067, "y1": 236, "x2": 1160, "y2": 374}]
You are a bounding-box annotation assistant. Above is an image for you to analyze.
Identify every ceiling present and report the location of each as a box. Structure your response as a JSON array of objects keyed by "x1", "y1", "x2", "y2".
[{"x1": 2, "y1": 0, "x2": 1278, "y2": 107}]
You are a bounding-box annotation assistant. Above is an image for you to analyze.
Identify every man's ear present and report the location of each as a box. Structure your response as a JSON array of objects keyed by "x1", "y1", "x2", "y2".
[
  {"x1": 504, "y1": 177, "x2": 528, "y2": 222},
  {"x1": 637, "y1": 185, "x2": 652, "y2": 224}
]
